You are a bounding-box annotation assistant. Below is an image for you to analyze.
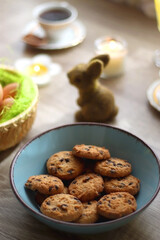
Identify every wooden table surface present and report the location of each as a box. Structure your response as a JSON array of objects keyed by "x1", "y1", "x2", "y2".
[{"x1": 0, "y1": 0, "x2": 160, "y2": 239}]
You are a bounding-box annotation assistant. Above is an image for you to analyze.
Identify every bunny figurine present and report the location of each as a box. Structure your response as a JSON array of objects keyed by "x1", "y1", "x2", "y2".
[{"x1": 67, "y1": 54, "x2": 118, "y2": 122}]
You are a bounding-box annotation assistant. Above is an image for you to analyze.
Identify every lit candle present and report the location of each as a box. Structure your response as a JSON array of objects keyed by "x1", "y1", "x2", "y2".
[
  {"x1": 153, "y1": 84, "x2": 160, "y2": 105},
  {"x1": 15, "y1": 54, "x2": 62, "y2": 87},
  {"x1": 147, "y1": 80, "x2": 160, "y2": 112},
  {"x1": 94, "y1": 36, "x2": 127, "y2": 78},
  {"x1": 26, "y1": 63, "x2": 51, "y2": 86}
]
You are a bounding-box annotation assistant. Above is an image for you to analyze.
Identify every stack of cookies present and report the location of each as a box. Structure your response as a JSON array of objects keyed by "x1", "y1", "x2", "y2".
[{"x1": 25, "y1": 144, "x2": 140, "y2": 223}]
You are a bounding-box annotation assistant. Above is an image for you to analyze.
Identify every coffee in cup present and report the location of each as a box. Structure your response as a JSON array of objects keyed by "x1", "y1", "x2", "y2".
[{"x1": 33, "y1": 2, "x2": 78, "y2": 41}]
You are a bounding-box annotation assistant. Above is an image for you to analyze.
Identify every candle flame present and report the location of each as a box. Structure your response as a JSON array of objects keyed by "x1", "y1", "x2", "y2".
[
  {"x1": 27, "y1": 63, "x2": 48, "y2": 76},
  {"x1": 109, "y1": 40, "x2": 117, "y2": 50},
  {"x1": 153, "y1": 84, "x2": 160, "y2": 105}
]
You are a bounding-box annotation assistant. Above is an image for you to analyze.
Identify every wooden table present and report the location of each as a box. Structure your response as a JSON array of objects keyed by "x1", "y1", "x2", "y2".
[{"x1": 0, "y1": 0, "x2": 160, "y2": 239}]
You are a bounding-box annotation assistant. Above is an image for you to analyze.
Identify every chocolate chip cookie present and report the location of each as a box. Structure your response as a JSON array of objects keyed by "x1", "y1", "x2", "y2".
[
  {"x1": 94, "y1": 158, "x2": 132, "y2": 177},
  {"x1": 68, "y1": 173, "x2": 104, "y2": 202},
  {"x1": 104, "y1": 175, "x2": 140, "y2": 195},
  {"x1": 72, "y1": 144, "x2": 110, "y2": 160},
  {"x1": 40, "y1": 194, "x2": 83, "y2": 222},
  {"x1": 25, "y1": 174, "x2": 64, "y2": 195},
  {"x1": 47, "y1": 151, "x2": 84, "y2": 180},
  {"x1": 97, "y1": 192, "x2": 137, "y2": 219}
]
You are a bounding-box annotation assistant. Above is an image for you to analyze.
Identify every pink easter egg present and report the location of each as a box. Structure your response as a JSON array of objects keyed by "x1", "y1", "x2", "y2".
[
  {"x1": 0, "y1": 97, "x2": 15, "y2": 116},
  {"x1": 2, "y1": 97, "x2": 15, "y2": 108},
  {"x1": 3, "y1": 82, "x2": 19, "y2": 99}
]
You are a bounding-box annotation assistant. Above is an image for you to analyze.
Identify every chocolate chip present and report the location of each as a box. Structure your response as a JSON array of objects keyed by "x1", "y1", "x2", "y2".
[
  {"x1": 72, "y1": 180, "x2": 77, "y2": 184},
  {"x1": 67, "y1": 169, "x2": 73, "y2": 174},
  {"x1": 128, "y1": 200, "x2": 132, "y2": 205},
  {"x1": 51, "y1": 163, "x2": 55, "y2": 166},
  {"x1": 52, "y1": 207, "x2": 58, "y2": 211},
  {"x1": 46, "y1": 201, "x2": 50, "y2": 205},
  {"x1": 97, "y1": 201, "x2": 102, "y2": 205},
  {"x1": 65, "y1": 159, "x2": 70, "y2": 163},
  {"x1": 88, "y1": 202, "x2": 92, "y2": 205},
  {"x1": 61, "y1": 204, "x2": 68, "y2": 210},
  {"x1": 49, "y1": 186, "x2": 53, "y2": 192},
  {"x1": 110, "y1": 169, "x2": 116, "y2": 174},
  {"x1": 55, "y1": 185, "x2": 59, "y2": 190},
  {"x1": 36, "y1": 179, "x2": 41, "y2": 182},
  {"x1": 108, "y1": 203, "x2": 111, "y2": 207},
  {"x1": 117, "y1": 163, "x2": 123, "y2": 166},
  {"x1": 119, "y1": 183, "x2": 125, "y2": 188},
  {"x1": 129, "y1": 182, "x2": 133, "y2": 185},
  {"x1": 112, "y1": 197, "x2": 116, "y2": 199},
  {"x1": 60, "y1": 158, "x2": 64, "y2": 162},
  {"x1": 74, "y1": 197, "x2": 81, "y2": 202},
  {"x1": 118, "y1": 194, "x2": 122, "y2": 198},
  {"x1": 83, "y1": 177, "x2": 91, "y2": 183},
  {"x1": 85, "y1": 148, "x2": 89, "y2": 151}
]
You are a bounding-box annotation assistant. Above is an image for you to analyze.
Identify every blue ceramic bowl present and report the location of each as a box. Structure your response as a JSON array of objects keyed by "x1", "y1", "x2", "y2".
[{"x1": 10, "y1": 123, "x2": 160, "y2": 234}]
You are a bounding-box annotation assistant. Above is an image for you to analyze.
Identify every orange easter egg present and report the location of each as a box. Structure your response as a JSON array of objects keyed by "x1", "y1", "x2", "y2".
[
  {"x1": 0, "y1": 84, "x2": 3, "y2": 103},
  {"x1": 3, "y1": 82, "x2": 19, "y2": 99}
]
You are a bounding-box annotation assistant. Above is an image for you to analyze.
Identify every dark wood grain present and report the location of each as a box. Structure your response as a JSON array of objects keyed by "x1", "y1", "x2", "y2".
[{"x1": 0, "y1": 0, "x2": 160, "y2": 239}]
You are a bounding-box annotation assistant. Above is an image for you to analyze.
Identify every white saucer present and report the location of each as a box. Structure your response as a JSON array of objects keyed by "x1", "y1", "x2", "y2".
[
  {"x1": 147, "y1": 79, "x2": 160, "y2": 112},
  {"x1": 22, "y1": 20, "x2": 86, "y2": 50}
]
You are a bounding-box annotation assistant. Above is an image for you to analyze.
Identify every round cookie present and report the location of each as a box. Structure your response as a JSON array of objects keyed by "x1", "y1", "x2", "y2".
[
  {"x1": 104, "y1": 175, "x2": 140, "y2": 195},
  {"x1": 94, "y1": 158, "x2": 132, "y2": 178},
  {"x1": 47, "y1": 151, "x2": 84, "y2": 180},
  {"x1": 72, "y1": 144, "x2": 110, "y2": 160},
  {"x1": 97, "y1": 192, "x2": 137, "y2": 219},
  {"x1": 76, "y1": 200, "x2": 99, "y2": 224},
  {"x1": 40, "y1": 194, "x2": 83, "y2": 222},
  {"x1": 25, "y1": 175, "x2": 64, "y2": 195},
  {"x1": 68, "y1": 173, "x2": 104, "y2": 202}
]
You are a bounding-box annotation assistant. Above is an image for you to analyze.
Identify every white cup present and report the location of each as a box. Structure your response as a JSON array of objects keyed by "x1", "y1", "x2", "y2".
[{"x1": 33, "y1": 1, "x2": 78, "y2": 41}]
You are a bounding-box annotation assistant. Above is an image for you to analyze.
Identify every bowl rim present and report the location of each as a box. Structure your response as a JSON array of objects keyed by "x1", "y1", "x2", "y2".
[{"x1": 10, "y1": 122, "x2": 160, "y2": 228}]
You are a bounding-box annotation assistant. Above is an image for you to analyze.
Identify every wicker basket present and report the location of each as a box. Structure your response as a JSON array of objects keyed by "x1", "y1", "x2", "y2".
[{"x1": 0, "y1": 68, "x2": 39, "y2": 151}]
